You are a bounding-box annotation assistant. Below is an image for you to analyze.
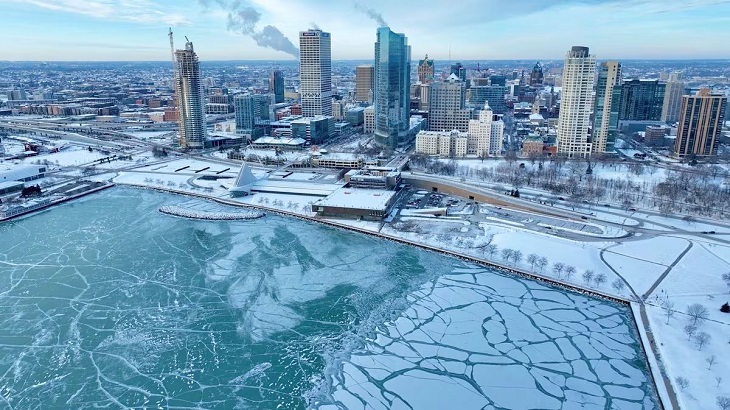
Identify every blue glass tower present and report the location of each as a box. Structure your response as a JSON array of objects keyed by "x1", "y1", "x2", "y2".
[{"x1": 374, "y1": 27, "x2": 411, "y2": 148}]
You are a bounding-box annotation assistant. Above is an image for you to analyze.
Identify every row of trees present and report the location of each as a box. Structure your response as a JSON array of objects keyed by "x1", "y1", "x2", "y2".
[{"x1": 412, "y1": 156, "x2": 730, "y2": 219}]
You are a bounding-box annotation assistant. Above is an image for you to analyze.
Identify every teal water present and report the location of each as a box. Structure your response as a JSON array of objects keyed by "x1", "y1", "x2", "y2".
[{"x1": 0, "y1": 188, "x2": 658, "y2": 409}]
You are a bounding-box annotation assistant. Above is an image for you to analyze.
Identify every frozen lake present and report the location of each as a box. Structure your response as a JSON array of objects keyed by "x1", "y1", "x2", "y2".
[{"x1": 0, "y1": 188, "x2": 658, "y2": 409}]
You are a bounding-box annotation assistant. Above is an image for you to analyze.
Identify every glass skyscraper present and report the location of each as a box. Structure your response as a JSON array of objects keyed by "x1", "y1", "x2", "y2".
[
  {"x1": 374, "y1": 27, "x2": 411, "y2": 148},
  {"x1": 592, "y1": 61, "x2": 622, "y2": 153}
]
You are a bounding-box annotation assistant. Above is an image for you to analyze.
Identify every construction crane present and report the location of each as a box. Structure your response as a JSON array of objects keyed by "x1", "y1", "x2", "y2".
[{"x1": 168, "y1": 28, "x2": 176, "y2": 70}]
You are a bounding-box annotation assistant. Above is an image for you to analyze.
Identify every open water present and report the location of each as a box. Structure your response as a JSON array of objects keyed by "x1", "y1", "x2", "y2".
[{"x1": 0, "y1": 188, "x2": 658, "y2": 409}]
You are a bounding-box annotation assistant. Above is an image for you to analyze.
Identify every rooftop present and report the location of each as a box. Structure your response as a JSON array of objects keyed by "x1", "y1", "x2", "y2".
[{"x1": 314, "y1": 187, "x2": 396, "y2": 211}]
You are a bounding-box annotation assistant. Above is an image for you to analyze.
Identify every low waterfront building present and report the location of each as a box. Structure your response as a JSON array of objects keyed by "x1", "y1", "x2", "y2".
[
  {"x1": 311, "y1": 187, "x2": 397, "y2": 221},
  {"x1": 0, "y1": 165, "x2": 47, "y2": 183}
]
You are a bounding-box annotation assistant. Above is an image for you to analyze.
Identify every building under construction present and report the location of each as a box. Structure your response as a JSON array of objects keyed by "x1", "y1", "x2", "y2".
[{"x1": 170, "y1": 30, "x2": 206, "y2": 149}]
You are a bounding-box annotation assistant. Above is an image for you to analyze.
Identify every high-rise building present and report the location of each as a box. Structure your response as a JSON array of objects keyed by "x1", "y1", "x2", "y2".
[
  {"x1": 529, "y1": 62, "x2": 544, "y2": 87},
  {"x1": 234, "y1": 94, "x2": 270, "y2": 139},
  {"x1": 450, "y1": 63, "x2": 466, "y2": 83},
  {"x1": 556, "y1": 46, "x2": 596, "y2": 158},
  {"x1": 661, "y1": 72, "x2": 685, "y2": 123},
  {"x1": 174, "y1": 39, "x2": 206, "y2": 149},
  {"x1": 270, "y1": 70, "x2": 285, "y2": 104},
  {"x1": 674, "y1": 89, "x2": 727, "y2": 157},
  {"x1": 418, "y1": 54, "x2": 434, "y2": 84},
  {"x1": 618, "y1": 79, "x2": 666, "y2": 121},
  {"x1": 374, "y1": 27, "x2": 411, "y2": 147},
  {"x1": 428, "y1": 74, "x2": 471, "y2": 132},
  {"x1": 299, "y1": 29, "x2": 332, "y2": 117},
  {"x1": 470, "y1": 85, "x2": 508, "y2": 114},
  {"x1": 592, "y1": 61, "x2": 622, "y2": 153},
  {"x1": 355, "y1": 65, "x2": 374, "y2": 103},
  {"x1": 467, "y1": 102, "x2": 493, "y2": 157}
]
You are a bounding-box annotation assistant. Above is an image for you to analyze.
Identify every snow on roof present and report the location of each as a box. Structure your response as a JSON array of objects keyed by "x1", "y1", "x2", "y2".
[
  {"x1": 252, "y1": 179, "x2": 342, "y2": 197},
  {"x1": 313, "y1": 187, "x2": 395, "y2": 211},
  {"x1": 253, "y1": 136, "x2": 306, "y2": 146}
]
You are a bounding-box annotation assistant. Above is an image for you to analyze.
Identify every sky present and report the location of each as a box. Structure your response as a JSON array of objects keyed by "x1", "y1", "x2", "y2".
[{"x1": 1, "y1": 0, "x2": 730, "y2": 61}]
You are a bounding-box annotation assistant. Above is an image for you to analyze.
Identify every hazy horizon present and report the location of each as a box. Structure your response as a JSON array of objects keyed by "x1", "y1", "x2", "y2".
[{"x1": 2, "y1": 0, "x2": 730, "y2": 61}]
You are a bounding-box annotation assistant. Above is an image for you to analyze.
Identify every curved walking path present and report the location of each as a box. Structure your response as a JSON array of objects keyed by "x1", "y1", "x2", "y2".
[{"x1": 601, "y1": 239, "x2": 693, "y2": 410}]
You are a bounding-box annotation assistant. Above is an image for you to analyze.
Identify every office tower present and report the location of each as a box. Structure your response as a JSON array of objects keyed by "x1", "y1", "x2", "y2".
[
  {"x1": 374, "y1": 26, "x2": 411, "y2": 147},
  {"x1": 299, "y1": 29, "x2": 332, "y2": 117},
  {"x1": 418, "y1": 54, "x2": 434, "y2": 84},
  {"x1": 674, "y1": 89, "x2": 727, "y2": 157},
  {"x1": 467, "y1": 102, "x2": 493, "y2": 156},
  {"x1": 618, "y1": 79, "x2": 666, "y2": 121},
  {"x1": 470, "y1": 85, "x2": 508, "y2": 114},
  {"x1": 661, "y1": 72, "x2": 684, "y2": 123},
  {"x1": 174, "y1": 39, "x2": 206, "y2": 149},
  {"x1": 355, "y1": 65, "x2": 374, "y2": 103},
  {"x1": 592, "y1": 61, "x2": 622, "y2": 153},
  {"x1": 556, "y1": 46, "x2": 596, "y2": 158},
  {"x1": 529, "y1": 62, "x2": 544, "y2": 87},
  {"x1": 429, "y1": 74, "x2": 471, "y2": 132},
  {"x1": 234, "y1": 94, "x2": 270, "y2": 139},
  {"x1": 269, "y1": 70, "x2": 285, "y2": 104},
  {"x1": 450, "y1": 63, "x2": 466, "y2": 83},
  {"x1": 490, "y1": 75, "x2": 507, "y2": 87}
]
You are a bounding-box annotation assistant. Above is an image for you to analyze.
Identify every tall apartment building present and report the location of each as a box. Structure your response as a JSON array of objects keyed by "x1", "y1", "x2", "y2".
[
  {"x1": 299, "y1": 29, "x2": 332, "y2": 117},
  {"x1": 374, "y1": 27, "x2": 411, "y2": 147},
  {"x1": 662, "y1": 72, "x2": 685, "y2": 123},
  {"x1": 355, "y1": 65, "x2": 374, "y2": 103},
  {"x1": 556, "y1": 46, "x2": 596, "y2": 158},
  {"x1": 418, "y1": 54, "x2": 434, "y2": 84},
  {"x1": 618, "y1": 79, "x2": 666, "y2": 121},
  {"x1": 234, "y1": 94, "x2": 270, "y2": 139},
  {"x1": 428, "y1": 74, "x2": 471, "y2": 133},
  {"x1": 592, "y1": 61, "x2": 622, "y2": 153},
  {"x1": 674, "y1": 89, "x2": 727, "y2": 157},
  {"x1": 174, "y1": 39, "x2": 206, "y2": 149},
  {"x1": 269, "y1": 70, "x2": 285, "y2": 104}
]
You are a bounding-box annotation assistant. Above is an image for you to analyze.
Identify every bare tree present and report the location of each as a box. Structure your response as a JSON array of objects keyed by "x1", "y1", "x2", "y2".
[
  {"x1": 675, "y1": 376, "x2": 689, "y2": 391},
  {"x1": 594, "y1": 273, "x2": 607, "y2": 288},
  {"x1": 660, "y1": 298, "x2": 675, "y2": 324},
  {"x1": 512, "y1": 250, "x2": 523, "y2": 266},
  {"x1": 536, "y1": 257, "x2": 548, "y2": 273},
  {"x1": 707, "y1": 355, "x2": 717, "y2": 370},
  {"x1": 553, "y1": 262, "x2": 565, "y2": 278},
  {"x1": 718, "y1": 396, "x2": 730, "y2": 410},
  {"x1": 717, "y1": 377, "x2": 723, "y2": 388},
  {"x1": 695, "y1": 332, "x2": 711, "y2": 350},
  {"x1": 527, "y1": 254, "x2": 539, "y2": 270},
  {"x1": 722, "y1": 272, "x2": 730, "y2": 292},
  {"x1": 687, "y1": 303, "x2": 709, "y2": 326},
  {"x1": 564, "y1": 266, "x2": 576, "y2": 281},
  {"x1": 484, "y1": 244, "x2": 498, "y2": 258},
  {"x1": 501, "y1": 248, "x2": 514, "y2": 263},
  {"x1": 582, "y1": 270, "x2": 595, "y2": 286},
  {"x1": 684, "y1": 323, "x2": 698, "y2": 341},
  {"x1": 612, "y1": 278, "x2": 626, "y2": 294}
]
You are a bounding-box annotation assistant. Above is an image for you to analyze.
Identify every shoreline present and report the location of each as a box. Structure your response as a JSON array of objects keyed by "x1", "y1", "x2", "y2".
[
  {"x1": 0, "y1": 182, "x2": 115, "y2": 223},
  {"x1": 21, "y1": 182, "x2": 669, "y2": 409}
]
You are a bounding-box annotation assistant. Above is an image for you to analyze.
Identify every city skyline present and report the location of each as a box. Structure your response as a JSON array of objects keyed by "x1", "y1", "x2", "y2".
[{"x1": 2, "y1": 0, "x2": 730, "y2": 61}]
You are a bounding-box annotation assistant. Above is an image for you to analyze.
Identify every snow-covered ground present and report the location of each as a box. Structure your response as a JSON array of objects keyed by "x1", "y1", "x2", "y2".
[{"x1": 94, "y1": 154, "x2": 730, "y2": 409}]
